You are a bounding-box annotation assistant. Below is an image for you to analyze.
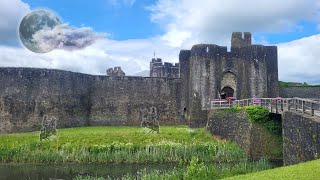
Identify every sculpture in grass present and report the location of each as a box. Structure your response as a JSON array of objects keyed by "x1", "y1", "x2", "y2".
[
  {"x1": 40, "y1": 115, "x2": 57, "y2": 141},
  {"x1": 141, "y1": 106, "x2": 160, "y2": 133}
]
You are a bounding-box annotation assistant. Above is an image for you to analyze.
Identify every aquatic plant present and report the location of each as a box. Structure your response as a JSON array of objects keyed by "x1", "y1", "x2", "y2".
[{"x1": 0, "y1": 126, "x2": 246, "y2": 164}]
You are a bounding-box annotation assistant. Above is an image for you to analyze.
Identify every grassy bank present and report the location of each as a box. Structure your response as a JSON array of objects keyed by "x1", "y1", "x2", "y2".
[
  {"x1": 226, "y1": 159, "x2": 320, "y2": 180},
  {"x1": 0, "y1": 126, "x2": 246, "y2": 164}
]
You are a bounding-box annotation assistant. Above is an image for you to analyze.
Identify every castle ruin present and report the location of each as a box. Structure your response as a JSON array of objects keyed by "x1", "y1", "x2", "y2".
[
  {"x1": 0, "y1": 32, "x2": 281, "y2": 133},
  {"x1": 179, "y1": 32, "x2": 279, "y2": 123},
  {"x1": 106, "y1": 67, "x2": 126, "y2": 76}
]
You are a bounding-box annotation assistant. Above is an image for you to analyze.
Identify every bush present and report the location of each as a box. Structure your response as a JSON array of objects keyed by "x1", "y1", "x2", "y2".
[
  {"x1": 245, "y1": 106, "x2": 269, "y2": 123},
  {"x1": 245, "y1": 106, "x2": 281, "y2": 135},
  {"x1": 224, "y1": 106, "x2": 243, "y2": 113}
]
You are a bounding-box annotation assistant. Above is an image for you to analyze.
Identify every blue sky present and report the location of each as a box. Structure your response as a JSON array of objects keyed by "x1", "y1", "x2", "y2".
[
  {"x1": 22, "y1": 0, "x2": 319, "y2": 44},
  {"x1": 23, "y1": 0, "x2": 163, "y2": 40},
  {"x1": 0, "y1": 0, "x2": 319, "y2": 84},
  {"x1": 255, "y1": 20, "x2": 319, "y2": 44}
]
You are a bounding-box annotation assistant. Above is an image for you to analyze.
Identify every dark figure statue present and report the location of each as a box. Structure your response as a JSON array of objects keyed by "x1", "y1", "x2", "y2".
[
  {"x1": 141, "y1": 106, "x2": 160, "y2": 133},
  {"x1": 40, "y1": 115, "x2": 57, "y2": 141},
  {"x1": 141, "y1": 120, "x2": 160, "y2": 133}
]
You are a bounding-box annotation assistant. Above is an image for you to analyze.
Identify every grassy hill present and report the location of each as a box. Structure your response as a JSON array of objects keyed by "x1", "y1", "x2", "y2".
[
  {"x1": 279, "y1": 81, "x2": 320, "y2": 87},
  {"x1": 225, "y1": 159, "x2": 320, "y2": 180}
]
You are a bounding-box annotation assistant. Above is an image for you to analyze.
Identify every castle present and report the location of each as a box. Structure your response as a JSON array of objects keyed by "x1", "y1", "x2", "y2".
[
  {"x1": 0, "y1": 32, "x2": 282, "y2": 133},
  {"x1": 179, "y1": 32, "x2": 279, "y2": 123}
]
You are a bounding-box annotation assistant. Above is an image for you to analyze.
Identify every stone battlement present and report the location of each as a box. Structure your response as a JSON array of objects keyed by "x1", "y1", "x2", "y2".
[
  {"x1": 150, "y1": 58, "x2": 179, "y2": 78},
  {"x1": 231, "y1": 32, "x2": 252, "y2": 48},
  {"x1": 106, "y1": 67, "x2": 126, "y2": 76}
]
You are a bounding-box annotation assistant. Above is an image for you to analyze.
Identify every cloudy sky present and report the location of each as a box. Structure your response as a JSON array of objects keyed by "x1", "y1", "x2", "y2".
[{"x1": 0, "y1": 0, "x2": 319, "y2": 84}]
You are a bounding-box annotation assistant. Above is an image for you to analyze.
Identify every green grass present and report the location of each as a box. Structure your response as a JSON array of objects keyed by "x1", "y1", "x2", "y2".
[
  {"x1": 225, "y1": 159, "x2": 320, "y2": 180},
  {"x1": 0, "y1": 126, "x2": 246, "y2": 164}
]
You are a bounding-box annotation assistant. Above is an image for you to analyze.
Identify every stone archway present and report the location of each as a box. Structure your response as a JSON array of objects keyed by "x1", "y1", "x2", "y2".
[{"x1": 221, "y1": 71, "x2": 237, "y2": 98}]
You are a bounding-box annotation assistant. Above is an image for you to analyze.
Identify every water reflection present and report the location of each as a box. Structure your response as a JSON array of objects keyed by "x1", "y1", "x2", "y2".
[{"x1": 0, "y1": 163, "x2": 176, "y2": 180}]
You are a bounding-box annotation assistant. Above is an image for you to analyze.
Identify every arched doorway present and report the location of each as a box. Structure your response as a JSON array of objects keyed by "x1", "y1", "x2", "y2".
[
  {"x1": 221, "y1": 71, "x2": 237, "y2": 99},
  {"x1": 221, "y1": 86, "x2": 234, "y2": 99}
]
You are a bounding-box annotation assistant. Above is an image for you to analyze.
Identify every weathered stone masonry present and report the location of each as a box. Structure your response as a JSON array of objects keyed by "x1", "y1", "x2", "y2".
[
  {"x1": 179, "y1": 32, "x2": 279, "y2": 123},
  {"x1": 150, "y1": 58, "x2": 179, "y2": 78},
  {"x1": 282, "y1": 111, "x2": 320, "y2": 165},
  {"x1": 0, "y1": 68, "x2": 183, "y2": 133},
  {"x1": 207, "y1": 110, "x2": 282, "y2": 160}
]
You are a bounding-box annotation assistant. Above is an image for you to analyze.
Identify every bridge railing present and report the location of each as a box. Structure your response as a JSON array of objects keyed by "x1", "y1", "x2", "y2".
[{"x1": 208, "y1": 98, "x2": 319, "y2": 116}]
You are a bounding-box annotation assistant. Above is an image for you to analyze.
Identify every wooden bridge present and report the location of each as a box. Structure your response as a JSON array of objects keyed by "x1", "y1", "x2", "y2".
[{"x1": 207, "y1": 98, "x2": 320, "y2": 116}]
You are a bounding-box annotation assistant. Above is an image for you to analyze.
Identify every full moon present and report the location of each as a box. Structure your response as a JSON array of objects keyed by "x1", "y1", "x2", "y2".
[{"x1": 19, "y1": 10, "x2": 61, "y2": 53}]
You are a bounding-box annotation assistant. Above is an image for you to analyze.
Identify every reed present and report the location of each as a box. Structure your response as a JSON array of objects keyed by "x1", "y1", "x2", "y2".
[{"x1": 0, "y1": 126, "x2": 246, "y2": 164}]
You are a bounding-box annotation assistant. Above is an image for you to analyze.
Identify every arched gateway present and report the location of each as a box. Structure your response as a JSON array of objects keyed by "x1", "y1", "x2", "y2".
[{"x1": 221, "y1": 71, "x2": 237, "y2": 99}]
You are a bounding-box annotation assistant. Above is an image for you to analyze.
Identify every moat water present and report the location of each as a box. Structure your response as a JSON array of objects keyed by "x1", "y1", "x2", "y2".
[
  {"x1": 0, "y1": 160, "x2": 283, "y2": 180},
  {"x1": 0, "y1": 163, "x2": 177, "y2": 180}
]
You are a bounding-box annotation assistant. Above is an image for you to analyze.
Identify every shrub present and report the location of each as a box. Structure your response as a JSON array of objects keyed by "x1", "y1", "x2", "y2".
[
  {"x1": 245, "y1": 106, "x2": 281, "y2": 135},
  {"x1": 245, "y1": 106, "x2": 269, "y2": 123}
]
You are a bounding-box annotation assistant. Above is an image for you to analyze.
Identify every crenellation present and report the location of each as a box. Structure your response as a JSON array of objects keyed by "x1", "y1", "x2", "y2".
[
  {"x1": 150, "y1": 58, "x2": 179, "y2": 78},
  {"x1": 190, "y1": 44, "x2": 226, "y2": 58},
  {"x1": 106, "y1": 67, "x2": 126, "y2": 76},
  {"x1": 244, "y1": 32, "x2": 252, "y2": 45},
  {"x1": 231, "y1": 32, "x2": 252, "y2": 48}
]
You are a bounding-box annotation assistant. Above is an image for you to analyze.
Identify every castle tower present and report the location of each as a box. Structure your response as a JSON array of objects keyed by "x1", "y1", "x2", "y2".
[
  {"x1": 150, "y1": 57, "x2": 179, "y2": 78},
  {"x1": 150, "y1": 58, "x2": 163, "y2": 77},
  {"x1": 231, "y1": 32, "x2": 252, "y2": 48},
  {"x1": 180, "y1": 32, "x2": 279, "y2": 125}
]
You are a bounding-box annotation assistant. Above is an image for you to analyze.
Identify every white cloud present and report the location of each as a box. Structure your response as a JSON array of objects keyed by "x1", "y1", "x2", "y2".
[
  {"x1": 0, "y1": 37, "x2": 179, "y2": 75},
  {"x1": 33, "y1": 24, "x2": 105, "y2": 51},
  {"x1": 0, "y1": 0, "x2": 30, "y2": 45},
  {"x1": 278, "y1": 35, "x2": 320, "y2": 84},
  {"x1": 0, "y1": 0, "x2": 320, "y2": 84},
  {"x1": 149, "y1": 0, "x2": 320, "y2": 47}
]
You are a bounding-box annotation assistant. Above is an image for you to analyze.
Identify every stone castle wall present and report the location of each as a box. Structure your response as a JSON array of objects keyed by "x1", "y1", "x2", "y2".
[
  {"x1": 207, "y1": 109, "x2": 282, "y2": 160},
  {"x1": 181, "y1": 32, "x2": 279, "y2": 123},
  {"x1": 282, "y1": 111, "x2": 320, "y2": 165},
  {"x1": 0, "y1": 68, "x2": 183, "y2": 133}
]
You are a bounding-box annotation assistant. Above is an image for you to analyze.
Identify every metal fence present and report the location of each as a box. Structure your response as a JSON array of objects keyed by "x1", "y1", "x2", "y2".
[{"x1": 208, "y1": 98, "x2": 320, "y2": 116}]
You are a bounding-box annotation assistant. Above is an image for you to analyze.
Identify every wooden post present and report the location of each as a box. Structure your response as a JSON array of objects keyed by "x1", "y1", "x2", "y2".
[
  {"x1": 311, "y1": 103, "x2": 315, "y2": 116},
  {"x1": 275, "y1": 101, "x2": 278, "y2": 114},
  {"x1": 294, "y1": 99, "x2": 297, "y2": 111},
  {"x1": 287, "y1": 99, "x2": 290, "y2": 111},
  {"x1": 302, "y1": 100, "x2": 305, "y2": 113}
]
